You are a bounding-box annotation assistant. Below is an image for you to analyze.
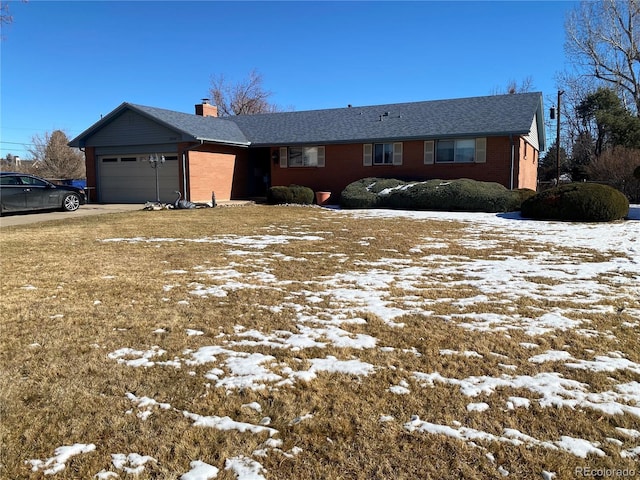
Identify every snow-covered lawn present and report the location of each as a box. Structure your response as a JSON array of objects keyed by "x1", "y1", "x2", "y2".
[{"x1": 3, "y1": 205, "x2": 638, "y2": 479}]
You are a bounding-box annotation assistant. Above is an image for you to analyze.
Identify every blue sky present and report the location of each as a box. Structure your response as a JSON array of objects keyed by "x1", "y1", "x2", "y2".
[{"x1": 1, "y1": 0, "x2": 577, "y2": 160}]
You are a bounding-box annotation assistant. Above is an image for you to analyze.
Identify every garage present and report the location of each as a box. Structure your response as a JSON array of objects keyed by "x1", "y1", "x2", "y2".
[{"x1": 97, "y1": 154, "x2": 179, "y2": 204}]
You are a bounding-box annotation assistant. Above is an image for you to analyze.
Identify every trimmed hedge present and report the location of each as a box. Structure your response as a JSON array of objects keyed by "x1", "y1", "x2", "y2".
[
  {"x1": 521, "y1": 183, "x2": 629, "y2": 222},
  {"x1": 341, "y1": 178, "x2": 534, "y2": 213},
  {"x1": 267, "y1": 185, "x2": 314, "y2": 205},
  {"x1": 340, "y1": 178, "x2": 405, "y2": 209}
]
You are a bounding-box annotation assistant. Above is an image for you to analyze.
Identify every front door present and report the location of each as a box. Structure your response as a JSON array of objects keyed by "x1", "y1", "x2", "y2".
[{"x1": 249, "y1": 148, "x2": 271, "y2": 197}]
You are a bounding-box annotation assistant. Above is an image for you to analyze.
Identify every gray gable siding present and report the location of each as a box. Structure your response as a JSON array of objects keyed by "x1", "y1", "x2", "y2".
[
  {"x1": 82, "y1": 110, "x2": 189, "y2": 147},
  {"x1": 70, "y1": 103, "x2": 251, "y2": 149}
]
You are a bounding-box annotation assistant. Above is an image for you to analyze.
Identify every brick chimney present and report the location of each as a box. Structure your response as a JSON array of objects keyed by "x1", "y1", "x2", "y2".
[{"x1": 195, "y1": 99, "x2": 218, "y2": 117}]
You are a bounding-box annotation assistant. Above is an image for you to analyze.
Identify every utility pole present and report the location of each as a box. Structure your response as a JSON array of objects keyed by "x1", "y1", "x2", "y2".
[{"x1": 555, "y1": 90, "x2": 565, "y2": 185}]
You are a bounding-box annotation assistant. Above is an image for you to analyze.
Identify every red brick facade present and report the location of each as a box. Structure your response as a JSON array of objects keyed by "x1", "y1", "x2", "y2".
[
  {"x1": 266, "y1": 136, "x2": 538, "y2": 203},
  {"x1": 516, "y1": 137, "x2": 539, "y2": 190},
  {"x1": 86, "y1": 135, "x2": 538, "y2": 204},
  {"x1": 178, "y1": 143, "x2": 250, "y2": 202},
  {"x1": 194, "y1": 103, "x2": 218, "y2": 118}
]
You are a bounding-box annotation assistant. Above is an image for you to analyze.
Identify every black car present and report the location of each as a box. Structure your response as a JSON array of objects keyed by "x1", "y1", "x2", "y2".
[{"x1": 0, "y1": 172, "x2": 86, "y2": 214}]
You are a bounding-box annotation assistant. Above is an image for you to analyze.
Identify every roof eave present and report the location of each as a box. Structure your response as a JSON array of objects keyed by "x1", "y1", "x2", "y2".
[
  {"x1": 195, "y1": 138, "x2": 251, "y2": 148},
  {"x1": 535, "y1": 95, "x2": 547, "y2": 151},
  {"x1": 248, "y1": 130, "x2": 535, "y2": 148}
]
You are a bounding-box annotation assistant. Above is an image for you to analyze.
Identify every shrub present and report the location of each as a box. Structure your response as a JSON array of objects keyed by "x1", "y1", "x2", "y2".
[
  {"x1": 340, "y1": 178, "x2": 531, "y2": 212},
  {"x1": 267, "y1": 185, "x2": 314, "y2": 205},
  {"x1": 521, "y1": 183, "x2": 629, "y2": 222},
  {"x1": 340, "y1": 178, "x2": 404, "y2": 208},
  {"x1": 513, "y1": 188, "x2": 537, "y2": 205},
  {"x1": 289, "y1": 185, "x2": 315, "y2": 204}
]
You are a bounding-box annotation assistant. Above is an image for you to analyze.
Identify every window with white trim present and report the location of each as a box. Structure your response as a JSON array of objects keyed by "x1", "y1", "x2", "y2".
[
  {"x1": 374, "y1": 143, "x2": 394, "y2": 164},
  {"x1": 281, "y1": 146, "x2": 325, "y2": 167},
  {"x1": 365, "y1": 142, "x2": 403, "y2": 166},
  {"x1": 436, "y1": 138, "x2": 485, "y2": 163}
]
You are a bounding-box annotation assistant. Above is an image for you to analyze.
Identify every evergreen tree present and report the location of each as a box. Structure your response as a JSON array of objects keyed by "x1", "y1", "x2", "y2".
[
  {"x1": 539, "y1": 141, "x2": 569, "y2": 182},
  {"x1": 576, "y1": 87, "x2": 640, "y2": 155},
  {"x1": 28, "y1": 130, "x2": 85, "y2": 179}
]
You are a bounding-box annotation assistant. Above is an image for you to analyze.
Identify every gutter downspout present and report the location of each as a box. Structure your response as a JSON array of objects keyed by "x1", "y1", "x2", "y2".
[
  {"x1": 182, "y1": 152, "x2": 187, "y2": 197},
  {"x1": 509, "y1": 135, "x2": 515, "y2": 190},
  {"x1": 182, "y1": 140, "x2": 204, "y2": 201}
]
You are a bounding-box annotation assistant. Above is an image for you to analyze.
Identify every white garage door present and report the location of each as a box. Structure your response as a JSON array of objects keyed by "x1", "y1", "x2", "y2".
[{"x1": 98, "y1": 154, "x2": 180, "y2": 204}]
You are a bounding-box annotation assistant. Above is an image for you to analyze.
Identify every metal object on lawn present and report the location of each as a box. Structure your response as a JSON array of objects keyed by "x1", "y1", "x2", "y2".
[{"x1": 148, "y1": 154, "x2": 165, "y2": 203}]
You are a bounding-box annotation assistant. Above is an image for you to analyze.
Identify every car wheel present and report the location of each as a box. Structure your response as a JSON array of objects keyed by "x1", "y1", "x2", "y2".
[{"x1": 62, "y1": 193, "x2": 81, "y2": 212}]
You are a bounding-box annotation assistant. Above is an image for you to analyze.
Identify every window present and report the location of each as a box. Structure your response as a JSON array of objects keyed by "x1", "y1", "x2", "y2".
[
  {"x1": 374, "y1": 143, "x2": 394, "y2": 164},
  {"x1": 281, "y1": 146, "x2": 325, "y2": 168},
  {"x1": 99, "y1": 155, "x2": 177, "y2": 163},
  {"x1": 436, "y1": 139, "x2": 476, "y2": 163},
  {"x1": 0, "y1": 175, "x2": 20, "y2": 185},
  {"x1": 364, "y1": 143, "x2": 403, "y2": 166},
  {"x1": 19, "y1": 176, "x2": 47, "y2": 186}
]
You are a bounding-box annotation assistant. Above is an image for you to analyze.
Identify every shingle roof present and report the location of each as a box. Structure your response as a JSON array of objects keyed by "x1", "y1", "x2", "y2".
[
  {"x1": 231, "y1": 92, "x2": 545, "y2": 147},
  {"x1": 70, "y1": 93, "x2": 545, "y2": 150},
  {"x1": 129, "y1": 104, "x2": 250, "y2": 145}
]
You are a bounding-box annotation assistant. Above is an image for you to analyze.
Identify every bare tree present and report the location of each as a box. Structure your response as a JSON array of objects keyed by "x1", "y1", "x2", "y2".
[
  {"x1": 209, "y1": 69, "x2": 280, "y2": 116},
  {"x1": 1, "y1": 1, "x2": 28, "y2": 40},
  {"x1": 29, "y1": 130, "x2": 85, "y2": 179},
  {"x1": 565, "y1": 0, "x2": 640, "y2": 115},
  {"x1": 587, "y1": 145, "x2": 640, "y2": 200},
  {"x1": 553, "y1": 71, "x2": 599, "y2": 143},
  {"x1": 1, "y1": 1, "x2": 12, "y2": 25},
  {"x1": 1, "y1": 1, "x2": 13, "y2": 41},
  {"x1": 490, "y1": 76, "x2": 536, "y2": 95}
]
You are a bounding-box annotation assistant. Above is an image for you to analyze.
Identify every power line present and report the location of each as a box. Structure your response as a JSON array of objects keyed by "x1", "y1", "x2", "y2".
[{"x1": 0, "y1": 141, "x2": 36, "y2": 146}]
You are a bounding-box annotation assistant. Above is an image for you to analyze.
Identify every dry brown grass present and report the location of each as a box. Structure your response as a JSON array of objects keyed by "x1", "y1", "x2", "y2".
[{"x1": 1, "y1": 205, "x2": 638, "y2": 479}]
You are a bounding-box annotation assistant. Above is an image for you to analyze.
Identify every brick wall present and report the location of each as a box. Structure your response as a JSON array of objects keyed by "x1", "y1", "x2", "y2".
[
  {"x1": 195, "y1": 102, "x2": 218, "y2": 117},
  {"x1": 270, "y1": 136, "x2": 534, "y2": 201},
  {"x1": 516, "y1": 138, "x2": 539, "y2": 190},
  {"x1": 182, "y1": 145, "x2": 250, "y2": 202}
]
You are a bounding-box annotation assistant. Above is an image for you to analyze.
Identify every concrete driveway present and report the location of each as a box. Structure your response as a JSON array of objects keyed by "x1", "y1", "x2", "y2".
[{"x1": 0, "y1": 204, "x2": 142, "y2": 228}]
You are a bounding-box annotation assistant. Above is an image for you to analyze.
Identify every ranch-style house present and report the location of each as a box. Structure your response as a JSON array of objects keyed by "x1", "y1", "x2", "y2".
[{"x1": 69, "y1": 92, "x2": 546, "y2": 204}]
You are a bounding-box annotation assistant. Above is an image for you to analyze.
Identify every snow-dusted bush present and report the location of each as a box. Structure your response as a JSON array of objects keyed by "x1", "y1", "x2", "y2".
[
  {"x1": 340, "y1": 178, "x2": 405, "y2": 209},
  {"x1": 521, "y1": 183, "x2": 629, "y2": 222},
  {"x1": 340, "y1": 178, "x2": 531, "y2": 212}
]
